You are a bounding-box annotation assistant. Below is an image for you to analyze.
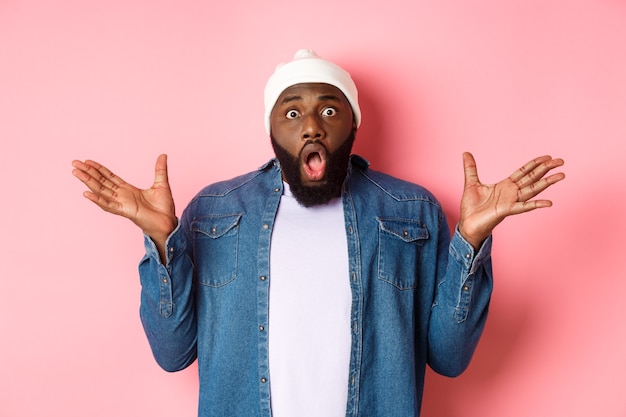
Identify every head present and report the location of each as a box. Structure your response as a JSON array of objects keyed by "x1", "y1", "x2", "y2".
[{"x1": 264, "y1": 50, "x2": 361, "y2": 207}]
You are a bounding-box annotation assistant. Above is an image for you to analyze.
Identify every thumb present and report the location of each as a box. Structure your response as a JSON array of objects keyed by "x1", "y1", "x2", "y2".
[
  {"x1": 463, "y1": 152, "x2": 480, "y2": 187},
  {"x1": 154, "y1": 154, "x2": 170, "y2": 187}
]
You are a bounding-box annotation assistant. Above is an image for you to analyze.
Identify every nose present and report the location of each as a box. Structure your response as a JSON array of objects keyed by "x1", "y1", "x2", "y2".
[{"x1": 301, "y1": 113, "x2": 325, "y2": 141}]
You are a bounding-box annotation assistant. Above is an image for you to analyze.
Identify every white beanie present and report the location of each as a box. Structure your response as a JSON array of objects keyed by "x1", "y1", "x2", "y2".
[{"x1": 263, "y1": 49, "x2": 361, "y2": 135}]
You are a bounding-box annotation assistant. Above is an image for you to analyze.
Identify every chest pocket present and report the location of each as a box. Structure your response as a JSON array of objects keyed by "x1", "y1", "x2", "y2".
[
  {"x1": 190, "y1": 214, "x2": 242, "y2": 287},
  {"x1": 377, "y1": 218, "x2": 429, "y2": 290}
]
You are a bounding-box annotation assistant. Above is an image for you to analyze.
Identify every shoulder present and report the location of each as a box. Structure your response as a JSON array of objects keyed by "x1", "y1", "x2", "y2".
[
  {"x1": 181, "y1": 159, "x2": 280, "y2": 223},
  {"x1": 192, "y1": 159, "x2": 278, "y2": 199},
  {"x1": 182, "y1": 159, "x2": 280, "y2": 217},
  {"x1": 349, "y1": 155, "x2": 441, "y2": 207}
]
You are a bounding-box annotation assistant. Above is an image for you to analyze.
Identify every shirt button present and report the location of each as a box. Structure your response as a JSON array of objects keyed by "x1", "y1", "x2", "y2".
[
  {"x1": 463, "y1": 285, "x2": 470, "y2": 291},
  {"x1": 260, "y1": 377, "x2": 267, "y2": 383},
  {"x1": 260, "y1": 276, "x2": 267, "y2": 281},
  {"x1": 259, "y1": 325, "x2": 265, "y2": 331},
  {"x1": 162, "y1": 278, "x2": 167, "y2": 284},
  {"x1": 465, "y1": 253, "x2": 471, "y2": 259},
  {"x1": 169, "y1": 247, "x2": 174, "y2": 253},
  {"x1": 262, "y1": 224, "x2": 269, "y2": 230},
  {"x1": 274, "y1": 187, "x2": 280, "y2": 192}
]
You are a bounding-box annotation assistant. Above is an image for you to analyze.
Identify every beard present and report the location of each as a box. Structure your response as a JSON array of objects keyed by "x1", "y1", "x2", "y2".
[{"x1": 271, "y1": 130, "x2": 356, "y2": 207}]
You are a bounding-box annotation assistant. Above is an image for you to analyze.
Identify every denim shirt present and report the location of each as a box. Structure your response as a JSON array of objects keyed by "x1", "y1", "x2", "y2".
[{"x1": 139, "y1": 155, "x2": 493, "y2": 417}]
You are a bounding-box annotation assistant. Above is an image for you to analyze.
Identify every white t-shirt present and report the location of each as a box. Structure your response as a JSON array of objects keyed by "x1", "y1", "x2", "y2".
[{"x1": 268, "y1": 183, "x2": 352, "y2": 417}]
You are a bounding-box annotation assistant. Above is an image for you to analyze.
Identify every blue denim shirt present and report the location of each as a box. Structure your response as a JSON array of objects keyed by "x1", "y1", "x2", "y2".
[{"x1": 139, "y1": 155, "x2": 493, "y2": 417}]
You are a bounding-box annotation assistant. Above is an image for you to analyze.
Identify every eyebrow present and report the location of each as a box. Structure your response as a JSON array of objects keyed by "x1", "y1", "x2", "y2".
[{"x1": 278, "y1": 94, "x2": 343, "y2": 106}]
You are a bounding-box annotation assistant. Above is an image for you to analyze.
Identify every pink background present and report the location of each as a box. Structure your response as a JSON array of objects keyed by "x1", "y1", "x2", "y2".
[{"x1": 1, "y1": 0, "x2": 625, "y2": 416}]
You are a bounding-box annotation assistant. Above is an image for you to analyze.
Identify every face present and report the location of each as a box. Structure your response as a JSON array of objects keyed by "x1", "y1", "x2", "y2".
[{"x1": 269, "y1": 83, "x2": 356, "y2": 207}]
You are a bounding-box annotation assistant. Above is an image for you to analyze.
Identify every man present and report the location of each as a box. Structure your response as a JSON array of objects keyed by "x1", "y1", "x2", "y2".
[{"x1": 72, "y1": 49, "x2": 565, "y2": 416}]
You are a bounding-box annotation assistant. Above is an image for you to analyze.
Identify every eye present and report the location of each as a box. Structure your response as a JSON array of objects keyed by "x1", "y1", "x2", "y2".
[
  {"x1": 321, "y1": 107, "x2": 337, "y2": 117},
  {"x1": 286, "y1": 109, "x2": 300, "y2": 119}
]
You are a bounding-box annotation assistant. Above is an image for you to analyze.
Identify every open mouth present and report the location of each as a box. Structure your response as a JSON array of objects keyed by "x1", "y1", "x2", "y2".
[{"x1": 300, "y1": 142, "x2": 328, "y2": 182}]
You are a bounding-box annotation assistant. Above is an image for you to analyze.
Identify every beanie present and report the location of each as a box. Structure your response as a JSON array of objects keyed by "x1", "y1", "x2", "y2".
[{"x1": 263, "y1": 49, "x2": 361, "y2": 135}]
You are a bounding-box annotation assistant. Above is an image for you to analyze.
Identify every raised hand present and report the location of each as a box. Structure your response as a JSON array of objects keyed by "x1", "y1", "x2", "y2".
[
  {"x1": 458, "y1": 152, "x2": 565, "y2": 250},
  {"x1": 72, "y1": 154, "x2": 178, "y2": 259}
]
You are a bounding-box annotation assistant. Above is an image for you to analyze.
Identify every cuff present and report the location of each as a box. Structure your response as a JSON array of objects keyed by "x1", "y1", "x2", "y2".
[
  {"x1": 450, "y1": 225, "x2": 493, "y2": 274},
  {"x1": 143, "y1": 219, "x2": 184, "y2": 267}
]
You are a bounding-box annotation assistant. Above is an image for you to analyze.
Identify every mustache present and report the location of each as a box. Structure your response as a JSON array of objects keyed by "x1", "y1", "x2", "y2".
[{"x1": 299, "y1": 139, "x2": 327, "y2": 156}]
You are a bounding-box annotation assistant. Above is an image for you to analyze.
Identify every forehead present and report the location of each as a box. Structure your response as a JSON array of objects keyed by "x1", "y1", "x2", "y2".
[{"x1": 275, "y1": 83, "x2": 349, "y2": 105}]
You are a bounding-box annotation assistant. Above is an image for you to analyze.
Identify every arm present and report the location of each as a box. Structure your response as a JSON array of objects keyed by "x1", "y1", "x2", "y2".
[
  {"x1": 138, "y1": 221, "x2": 198, "y2": 371},
  {"x1": 428, "y1": 224, "x2": 493, "y2": 377},
  {"x1": 72, "y1": 155, "x2": 197, "y2": 370},
  {"x1": 428, "y1": 152, "x2": 565, "y2": 376}
]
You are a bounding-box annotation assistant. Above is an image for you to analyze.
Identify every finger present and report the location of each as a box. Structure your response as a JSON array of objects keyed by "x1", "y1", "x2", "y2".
[
  {"x1": 81, "y1": 188, "x2": 115, "y2": 208},
  {"x1": 72, "y1": 162, "x2": 110, "y2": 195},
  {"x1": 153, "y1": 154, "x2": 170, "y2": 188},
  {"x1": 508, "y1": 155, "x2": 553, "y2": 184},
  {"x1": 518, "y1": 171, "x2": 566, "y2": 202},
  {"x1": 508, "y1": 199, "x2": 554, "y2": 216},
  {"x1": 72, "y1": 159, "x2": 119, "y2": 189},
  {"x1": 71, "y1": 160, "x2": 123, "y2": 198},
  {"x1": 83, "y1": 159, "x2": 126, "y2": 187},
  {"x1": 516, "y1": 157, "x2": 565, "y2": 189},
  {"x1": 463, "y1": 152, "x2": 480, "y2": 187},
  {"x1": 71, "y1": 161, "x2": 93, "y2": 183},
  {"x1": 73, "y1": 175, "x2": 121, "y2": 212}
]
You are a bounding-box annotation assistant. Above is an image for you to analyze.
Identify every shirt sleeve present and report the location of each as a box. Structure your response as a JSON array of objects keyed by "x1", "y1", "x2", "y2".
[
  {"x1": 138, "y1": 220, "x2": 198, "y2": 372},
  {"x1": 427, "y1": 224, "x2": 493, "y2": 377}
]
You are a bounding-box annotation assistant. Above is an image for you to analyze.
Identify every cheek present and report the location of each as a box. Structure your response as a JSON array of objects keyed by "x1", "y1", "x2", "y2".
[
  {"x1": 328, "y1": 124, "x2": 354, "y2": 150},
  {"x1": 273, "y1": 133, "x2": 302, "y2": 157}
]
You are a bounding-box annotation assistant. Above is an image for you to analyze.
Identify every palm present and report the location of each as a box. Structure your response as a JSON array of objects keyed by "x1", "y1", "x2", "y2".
[
  {"x1": 458, "y1": 152, "x2": 565, "y2": 249},
  {"x1": 462, "y1": 177, "x2": 518, "y2": 227},
  {"x1": 72, "y1": 154, "x2": 177, "y2": 240},
  {"x1": 112, "y1": 176, "x2": 174, "y2": 229}
]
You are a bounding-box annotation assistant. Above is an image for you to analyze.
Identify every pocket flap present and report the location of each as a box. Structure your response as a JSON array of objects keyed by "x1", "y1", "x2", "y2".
[
  {"x1": 191, "y1": 214, "x2": 242, "y2": 238},
  {"x1": 376, "y1": 218, "x2": 429, "y2": 242}
]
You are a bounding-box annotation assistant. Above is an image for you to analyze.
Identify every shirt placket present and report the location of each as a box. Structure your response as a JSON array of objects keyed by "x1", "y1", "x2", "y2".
[{"x1": 256, "y1": 181, "x2": 283, "y2": 417}]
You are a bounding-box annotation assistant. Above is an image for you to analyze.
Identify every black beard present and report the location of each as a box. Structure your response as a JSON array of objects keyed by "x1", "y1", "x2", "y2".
[{"x1": 271, "y1": 130, "x2": 355, "y2": 207}]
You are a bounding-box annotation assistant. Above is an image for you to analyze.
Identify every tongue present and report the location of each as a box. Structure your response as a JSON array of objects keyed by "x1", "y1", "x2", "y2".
[
  {"x1": 304, "y1": 152, "x2": 326, "y2": 180},
  {"x1": 307, "y1": 152, "x2": 323, "y2": 171}
]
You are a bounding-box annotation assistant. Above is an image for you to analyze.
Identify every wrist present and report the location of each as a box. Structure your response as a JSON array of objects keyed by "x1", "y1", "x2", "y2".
[
  {"x1": 144, "y1": 217, "x2": 178, "y2": 245},
  {"x1": 458, "y1": 221, "x2": 486, "y2": 251}
]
